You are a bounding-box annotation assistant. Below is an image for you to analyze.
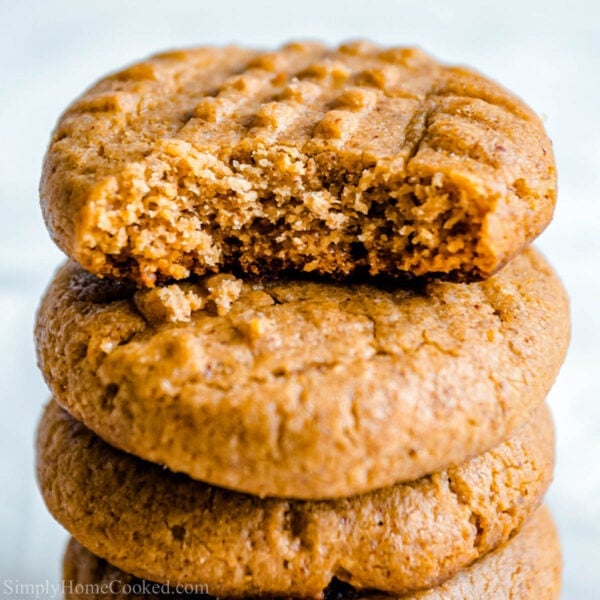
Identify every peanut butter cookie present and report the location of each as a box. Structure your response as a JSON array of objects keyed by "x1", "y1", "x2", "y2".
[
  {"x1": 41, "y1": 42, "x2": 555, "y2": 286},
  {"x1": 35, "y1": 248, "x2": 568, "y2": 499},
  {"x1": 61, "y1": 506, "x2": 561, "y2": 599},
  {"x1": 38, "y1": 401, "x2": 554, "y2": 598}
]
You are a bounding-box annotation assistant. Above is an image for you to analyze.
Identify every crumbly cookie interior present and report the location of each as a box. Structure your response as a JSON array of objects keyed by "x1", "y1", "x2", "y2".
[{"x1": 82, "y1": 140, "x2": 485, "y2": 285}]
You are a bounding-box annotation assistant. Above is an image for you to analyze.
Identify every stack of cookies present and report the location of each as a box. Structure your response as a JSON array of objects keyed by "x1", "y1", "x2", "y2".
[{"x1": 34, "y1": 42, "x2": 570, "y2": 599}]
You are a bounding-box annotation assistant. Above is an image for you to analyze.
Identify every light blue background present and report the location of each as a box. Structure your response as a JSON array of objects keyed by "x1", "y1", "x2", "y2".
[{"x1": 1, "y1": 1, "x2": 598, "y2": 597}]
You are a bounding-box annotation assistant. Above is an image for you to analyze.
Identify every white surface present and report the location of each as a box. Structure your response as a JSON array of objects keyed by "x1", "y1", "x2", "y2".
[{"x1": 0, "y1": 1, "x2": 599, "y2": 597}]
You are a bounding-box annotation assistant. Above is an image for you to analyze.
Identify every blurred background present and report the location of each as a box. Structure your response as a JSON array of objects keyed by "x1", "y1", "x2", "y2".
[{"x1": 1, "y1": 0, "x2": 598, "y2": 597}]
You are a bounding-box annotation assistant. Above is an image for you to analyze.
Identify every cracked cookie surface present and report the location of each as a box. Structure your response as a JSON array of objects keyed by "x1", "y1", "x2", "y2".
[
  {"x1": 39, "y1": 401, "x2": 554, "y2": 598},
  {"x1": 41, "y1": 41, "x2": 556, "y2": 286},
  {"x1": 34, "y1": 247, "x2": 568, "y2": 499},
  {"x1": 61, "y1": 507, "x2": 561, "y2": 599}
]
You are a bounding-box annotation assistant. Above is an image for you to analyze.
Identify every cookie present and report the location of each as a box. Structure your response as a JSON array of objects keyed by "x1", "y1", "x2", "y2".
[
  {"x1": 35, "y1": 248, "x2": 568, "y2": 499},
  {"x1": 62, "y1": 506, "x2": 561, "y2": 599},
  {"x1": 41, "y1": 41, "x2": 556, "y2": 286},
  {"x1": 37, "y1": 400, "x2": 554, "y2": 598}
]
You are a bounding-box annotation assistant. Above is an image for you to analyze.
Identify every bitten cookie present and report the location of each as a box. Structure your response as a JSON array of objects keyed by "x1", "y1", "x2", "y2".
[
  {"x1": 38, "y1": 400, "x2": 554, "y2": 598},
  {"x1": 35, "y1": 248, "x2": 568, "y2": 499},
  {"x1": 62, "y1": 507, "x2": 561, "y2": 599},
  {"x1": 41, "y1": 41, "x2": 556, "y2": 286}
]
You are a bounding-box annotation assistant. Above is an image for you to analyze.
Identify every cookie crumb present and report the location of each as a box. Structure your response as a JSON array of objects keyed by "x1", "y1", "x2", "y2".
[
  {"x1": 134, "y1": 284, "x2": 205, "y2": 324},
  {"x1": 206, "y1": 274, "x2": 243, "y2": 315}
]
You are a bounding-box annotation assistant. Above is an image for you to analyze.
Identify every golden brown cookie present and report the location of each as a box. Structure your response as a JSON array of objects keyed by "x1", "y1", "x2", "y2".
[
  {"x1": 35, "y1": 248, "x2": 568, "y2": 499},
  {"x1": 61, "y1": 506, "x2": 561, "y2": 599},
  {"x1": 38, "y1": 400, "x2": 554, "y2": 598},
  {"x1": 41, "y1": 41, "x2": 555, "y2": 286}
]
